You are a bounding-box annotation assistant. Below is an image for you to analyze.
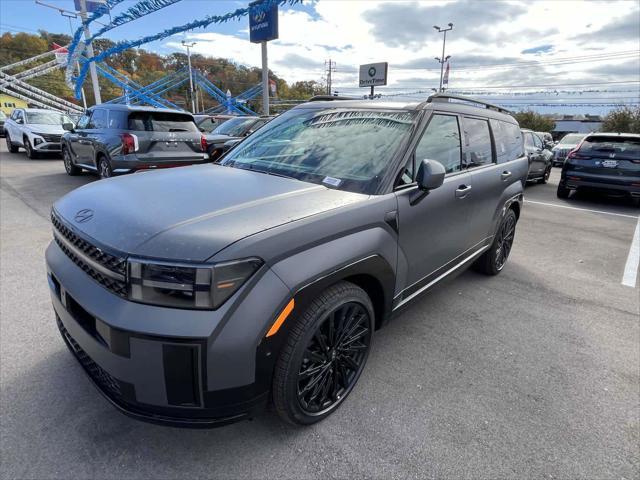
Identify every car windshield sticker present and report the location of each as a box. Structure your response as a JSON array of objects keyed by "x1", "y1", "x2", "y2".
[{"x1": 322, "y1": 176, "x2": 342, "y2": 187}]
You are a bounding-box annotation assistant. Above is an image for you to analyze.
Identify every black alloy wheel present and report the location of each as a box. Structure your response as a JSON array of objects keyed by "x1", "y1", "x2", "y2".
[
  {"x1": 273, "y1": 281, "x2": 374, "y2": 425},
  {"x1": 296, "y1": 301, "x2": 371, "y2": 415},
  {"x1": 494, "y1": 211, "x2": 516, "y2": 271},
  {"x1": 538, "y1": 166, "x2": 551, "y2": 184},
  {"x1": 63, "y1": 148, "x2": 81, "y2": 176},
  {"x1": 24, "y1": 138, "x2": 37, "y2": 159}
]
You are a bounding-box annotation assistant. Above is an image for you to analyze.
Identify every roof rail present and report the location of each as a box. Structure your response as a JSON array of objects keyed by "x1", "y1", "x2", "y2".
[
  {"x1": 308, "y1": 95, "x2": 359, "y2": 102},
  {"x1": 425, "y1": 93, "x2": 512, "y2": 114}
]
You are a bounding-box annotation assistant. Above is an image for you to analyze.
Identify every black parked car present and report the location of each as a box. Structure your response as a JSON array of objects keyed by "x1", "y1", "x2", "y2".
[
  {"x1": 522, "y1": 129, "x2": 553, "y2": 183},
  {"x1": 204, "y1": 115, "x2": 272, "y2": 160},
  {"x1": 557, "y1": 132, "x2": 640, "y2": 201},
  {"x1": 46, "y1": 94, "x2": 528, "y2": 427},
  {"x1": 61, "y1": 105, "x2": 208, "y2": 179}
]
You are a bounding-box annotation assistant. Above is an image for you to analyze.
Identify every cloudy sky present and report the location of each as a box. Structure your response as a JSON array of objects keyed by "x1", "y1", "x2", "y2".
[{"x1": 2, "y1": 0, "x2": 639, "y2": 113}]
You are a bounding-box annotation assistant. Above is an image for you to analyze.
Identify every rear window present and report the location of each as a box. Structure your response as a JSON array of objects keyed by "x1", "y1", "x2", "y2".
[
  {"x1": 128, "y1": 112, "x2": 198, "y2": 132},
  {"x1": 578, "y1": 136, "x2": 640, "y2": 160}
]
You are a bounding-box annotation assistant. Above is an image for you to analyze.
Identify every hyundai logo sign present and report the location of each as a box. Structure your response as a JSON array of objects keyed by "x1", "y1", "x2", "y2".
[
  {"x1": 74, "y1": 208, "x2": 94, "y2": 223},
  {"x1": 249, "y1": 1, "x2": 278, "y2": 43}
]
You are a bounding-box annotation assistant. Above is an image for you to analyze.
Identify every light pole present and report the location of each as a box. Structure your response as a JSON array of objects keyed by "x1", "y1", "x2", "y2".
[
  {"x1": 433, "y1": 23, "x2": 453, "y2": 92},
  {"x1": 182, "y1": 41, "x2": 196, "y2": 112}
]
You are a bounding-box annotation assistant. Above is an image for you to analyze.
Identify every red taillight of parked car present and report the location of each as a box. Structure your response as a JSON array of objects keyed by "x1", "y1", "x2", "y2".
[
  {"x1": 200, "y1": 134, "x2": 207, "y2": 153},
  {"x1": 121, "y1": 133, "x2": 138, "y2": 154},
  {"x1": 567, "y1": 139, "x2": 586, "y2": 160}
]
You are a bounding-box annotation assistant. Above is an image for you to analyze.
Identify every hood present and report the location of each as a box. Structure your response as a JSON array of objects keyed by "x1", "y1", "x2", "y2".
[
  {"x1": 204, "y1": 133, "x2": 238, "y2": 144},
  {"x1": 26, "y1": 124, "x2": 66, "y2": 134},
  {"x1": 53, "y1": 164, "x2": 366, "y2": 261}
]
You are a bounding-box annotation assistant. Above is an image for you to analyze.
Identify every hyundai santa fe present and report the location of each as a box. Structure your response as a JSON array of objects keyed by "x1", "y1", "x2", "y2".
[{"x1": 46, "y1": 94, "x2": 528, "y2": 427}]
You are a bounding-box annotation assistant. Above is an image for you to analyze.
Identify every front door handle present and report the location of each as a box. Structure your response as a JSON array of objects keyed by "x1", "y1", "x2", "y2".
[
  {"x1": 455, "y1": 185, "x2": 472, "y2": 198},
  {"x1": 501, "y1": 170, "x2": 512, "y2": 180}
]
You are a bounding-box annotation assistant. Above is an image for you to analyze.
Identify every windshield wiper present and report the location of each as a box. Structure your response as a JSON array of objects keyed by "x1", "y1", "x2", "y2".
[{"x1": 231, "y1": 163, "x2": 296, "y2": 180}]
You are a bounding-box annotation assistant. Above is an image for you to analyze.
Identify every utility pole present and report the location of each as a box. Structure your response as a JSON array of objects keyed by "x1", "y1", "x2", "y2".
[
  {"x1": 79, "y1": 0, "x2": 102, "y2": 104},
  {"x1": 261, "y1": 41, "x2": 269, "y2": 115},
  {"x1": 433, "y1": 23, "x2": 453, "y2": 92},
  {"x1": 182, "y1": 41, "x2": 196, "y2": 113},
  {"x1": 325, "y1": 59, "x2": 336, "y2": 95}
]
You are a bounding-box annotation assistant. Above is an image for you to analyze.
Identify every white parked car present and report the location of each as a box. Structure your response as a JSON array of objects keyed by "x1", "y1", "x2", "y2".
[
  {"x1": 551, "y1": 133, "x2": 587, "y2": 167},
  {"x1": 4, "y1": 108, "x2": 74, "y2": 159}
]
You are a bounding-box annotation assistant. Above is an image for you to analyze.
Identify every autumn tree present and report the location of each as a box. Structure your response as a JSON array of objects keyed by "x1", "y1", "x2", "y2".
[
  {"x1": 513, "y1": 110, "x2": 555, "y2": 132},
  {"x1": 601, "y1": 106, "x2": 640, "y2": 134}
]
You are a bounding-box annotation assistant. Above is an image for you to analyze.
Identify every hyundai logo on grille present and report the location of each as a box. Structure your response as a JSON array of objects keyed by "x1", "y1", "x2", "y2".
[{"x1": 74, "y1": 208, "x2": 94, "y2": 223}]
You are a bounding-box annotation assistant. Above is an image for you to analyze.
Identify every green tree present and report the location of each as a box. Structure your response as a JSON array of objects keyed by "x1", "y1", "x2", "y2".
[
  {"x1": 513, "y1": 110, "x2": 555, "y2": 132},
  {"x1": 601, "y1": 106, "x2": 640, "y2": 134}
]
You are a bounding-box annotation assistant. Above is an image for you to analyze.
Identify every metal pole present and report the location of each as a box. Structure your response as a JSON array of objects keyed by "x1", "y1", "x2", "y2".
[
  {"x1": 261, "y1": 41, "x2": 269, "y2": 116},
  {"x1": 79, "y1": 0, "x2": 102, "y2": 104},
  {"x1": 439, "y1": 31, "x2": 446, "y2": 92},
  {"x1": 182, "y1": 41, "x2": 196, "y2": 113},
  {"x1": 66, "y1": 16, "x2": 87, "y2": 109}
]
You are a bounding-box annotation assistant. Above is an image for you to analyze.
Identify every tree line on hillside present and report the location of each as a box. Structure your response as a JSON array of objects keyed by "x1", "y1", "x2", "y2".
[{"x1": 0, "y1": 31, "x2": 325, "y2": 111}]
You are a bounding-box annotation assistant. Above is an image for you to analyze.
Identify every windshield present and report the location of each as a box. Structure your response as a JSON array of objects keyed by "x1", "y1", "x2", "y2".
[
  {"x1": 578, "y1": 136, "x2": 640, "y2": 160},
  {"x1": 559, "y1": 133, "x2": 585, "y2": 145},
  {"x1": 25, "y1": 111, "x2": 72, "y2": 125},
  {"x1": 221, "y1": 108, "x2": 417, "y2": 194},
  {"x1": 213, "y1": 117, "x2": 257, "y2": 136}
]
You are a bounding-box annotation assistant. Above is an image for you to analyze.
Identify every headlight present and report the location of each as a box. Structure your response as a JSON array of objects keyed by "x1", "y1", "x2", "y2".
[
  {"x1": 33, "y1": 137, "x2": 43, "y2": 145},
  {"x1": 127, "y1": 257, "x2": 262, "y2": 310}
]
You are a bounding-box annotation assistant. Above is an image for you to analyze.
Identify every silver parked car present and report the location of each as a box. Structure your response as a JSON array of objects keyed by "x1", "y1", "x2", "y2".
[
  {"x1": 4, "y1": 108, "x2": 73, "y2": 158},
  {"x1": 552, "y1": 133, "x2": 587, "y2": 166}
]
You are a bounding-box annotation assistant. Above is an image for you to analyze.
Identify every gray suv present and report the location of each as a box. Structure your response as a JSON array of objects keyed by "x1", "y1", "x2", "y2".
[
  {"x1": 46, "y1": 94, "x2": 527, "y2": 427},
  {"x1": 61, "y1": 105, "x2": 208, "y2": 179}
]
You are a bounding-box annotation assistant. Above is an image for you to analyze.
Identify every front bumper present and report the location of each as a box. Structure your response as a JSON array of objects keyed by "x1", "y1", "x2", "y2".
[
  {"x1": 46, "y1": 240, "x2": 291, "y2": 427},
  {"x1": 33, "y1": 141, "x2": 62, "y2": 152}
]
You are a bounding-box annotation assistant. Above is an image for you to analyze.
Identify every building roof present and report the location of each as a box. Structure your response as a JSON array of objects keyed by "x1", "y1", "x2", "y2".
[{"x1": 552, "y1": 120, "x2": 603, "y2": 133}]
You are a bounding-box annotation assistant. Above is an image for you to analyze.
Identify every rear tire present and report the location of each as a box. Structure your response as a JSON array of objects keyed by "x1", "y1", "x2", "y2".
[
  {"x1": 62, "y1": 147, "x2": 81, "y2": 176},
  {"x1": 557, "y1": 184, "x2": 570, "y2": 199},
  {"x1": 24, "y1": 137, "x2": 38, "y2": 159},
  {"x1": 473, "y1": 209, "x2": 517, "y2": 276},
  {"x1": 6, "y1": 134, "x2": 19, "y2": 153},
  {"x1": 272, "y1": 281, "x2": 374, "y2": 425},
  {"x1": 98, "y1": 156, "x2": 112, "y2": 179},
  {"x1": 537, "y1": 166, "x2": 551, "y2": 184}
]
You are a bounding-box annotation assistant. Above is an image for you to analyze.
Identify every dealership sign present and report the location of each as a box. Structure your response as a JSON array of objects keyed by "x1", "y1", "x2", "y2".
[
  {"x1": 249, "y1": 1, "x2": 279, "y2": 43},
  {"x1": 359, "y1": 62, "x2": 388, "y2": 87}
]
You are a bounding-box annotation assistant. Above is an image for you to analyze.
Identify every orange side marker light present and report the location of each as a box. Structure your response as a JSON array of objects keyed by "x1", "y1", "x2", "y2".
[{"x1": 266, "y1": 299, "x2": 295, "y2": 337}]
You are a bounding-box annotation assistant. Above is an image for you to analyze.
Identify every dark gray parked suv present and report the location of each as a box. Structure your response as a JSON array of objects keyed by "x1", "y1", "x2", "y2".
[
  {"x1": 46, "y1": 94, "x2": 528, "y2": 427},
  {"x1": 61, "y1": 105, "x2": 208, "y2": 179}
]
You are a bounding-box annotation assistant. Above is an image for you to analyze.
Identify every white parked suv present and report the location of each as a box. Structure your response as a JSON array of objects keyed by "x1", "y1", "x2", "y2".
[{"x1": 4, "y1": 108, "x2": 74, "y2": 158}]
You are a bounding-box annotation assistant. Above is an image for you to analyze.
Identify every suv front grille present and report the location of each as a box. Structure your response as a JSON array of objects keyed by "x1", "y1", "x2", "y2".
[
  {"x1": 41, "y1": 133, "x2": 62, "y2": 143},
  {"x1": 51, "y1": 212, "x2": 128, "y2": 297},
  {"x1": 56, "y1": 316, "x2": 122, "y2": 399}
]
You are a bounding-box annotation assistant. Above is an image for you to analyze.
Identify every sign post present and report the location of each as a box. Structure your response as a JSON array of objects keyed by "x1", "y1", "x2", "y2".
[
  {"x1": 359, "y1": 62, "x2": 388, "y2": 99},
  {"x1": 249, "y1": 1, "x2": 279, "y2": 116}
]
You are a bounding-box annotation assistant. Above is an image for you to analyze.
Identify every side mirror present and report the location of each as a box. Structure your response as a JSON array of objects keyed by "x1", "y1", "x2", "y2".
[
  {"x1": 62, "y1": 122, "x2": 75, "y2": 132},
  {"x1": 199, "y1": 127, "x2": 205, "y2": 132},
  {"x1": 416, "y1": 159, "x2": 445, "y2": 191},
  {"x1": 16, "y1": 118, "x2": 23, "y2": 124}
]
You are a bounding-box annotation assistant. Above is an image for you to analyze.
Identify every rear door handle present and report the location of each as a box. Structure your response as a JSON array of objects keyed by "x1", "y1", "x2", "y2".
[
  {"x1": 501, "y1": 171, "x2": 512, "y2": 180},
  {"x1": 455, "y1": 185, "x2": 472, "y2": 198}
]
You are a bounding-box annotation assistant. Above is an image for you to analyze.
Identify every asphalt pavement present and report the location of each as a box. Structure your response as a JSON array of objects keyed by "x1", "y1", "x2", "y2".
[{"x1": 1, "y1": 144, "x2": 638, "y2": 479}]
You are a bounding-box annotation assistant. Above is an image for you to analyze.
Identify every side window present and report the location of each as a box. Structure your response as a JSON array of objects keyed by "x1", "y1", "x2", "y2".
[
  {"x1": 76, "y1": 113, "x2": 91, "y2": 130},
  {"x1": 198, "y1": 118, "x2": 215, "y2": 132},
  {"x1": 397, "y1": 156, "x2": 414, "y2": 186},
  {"x1": 107, "y1": 111, "x2": 125, "y2": 129},
  {"x1": 462, "y1": 117, "x2": 494, "y2": 168},
  {"x1": 524, "y1": 132, "x2": 534, "y2": 148},
  {"x1": 88, "y1": 109, "x2": 107, "y2": 129},
  {"x1": 249, "y1": 120, "x2": 266, "y2": 133},
  {"x1": 490, "y1": 120, "x2": 524, "y2": 163},
  {"x1": 532, "y1": 133, "x2": 542, "y2": 149},
  {"x1": 415, "y1": 114, "x2": 462, "y2": 174}
]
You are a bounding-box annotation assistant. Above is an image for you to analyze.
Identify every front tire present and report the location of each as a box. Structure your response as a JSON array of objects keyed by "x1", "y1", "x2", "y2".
[
  {"x1": 62, "y1": 147, "x2": 81, "y2": 176},
  {"x1": 24, "y1": 137, "x2": 38, "y2": 159},
  {"x1": 98, "y1": 156, "x2": 113, "y2": 179},
  {"x1": 272, "y1": 281, "x2": 374, "y2": 425},
  {"x1": 537, "y1": 166, "x2": 551, "y2": 184},
  {"x1": 6, "y1": 134, "x2": 19, "y2": 153},
  {"x1": 474, "y1": 209, "x2": 517, "y2": 276}
]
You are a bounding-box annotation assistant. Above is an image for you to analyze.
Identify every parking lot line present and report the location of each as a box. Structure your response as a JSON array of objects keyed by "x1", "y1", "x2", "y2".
[
  {"x1": 524, "y1": 199, "x2": 639, "y2": 220},
  {"x1": 622, "y1": 217, "x2": 640, "y2": 288}
]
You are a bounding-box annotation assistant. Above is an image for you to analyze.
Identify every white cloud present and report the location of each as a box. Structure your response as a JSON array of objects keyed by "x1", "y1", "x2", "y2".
[{"x1": 164, "y1": 0, "x2": 639, "y2": 97}]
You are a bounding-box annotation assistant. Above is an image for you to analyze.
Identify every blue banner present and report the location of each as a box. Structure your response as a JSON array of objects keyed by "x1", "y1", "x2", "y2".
[{"x1": 249, "y1": 1, "x2": 278, "y2": 43}]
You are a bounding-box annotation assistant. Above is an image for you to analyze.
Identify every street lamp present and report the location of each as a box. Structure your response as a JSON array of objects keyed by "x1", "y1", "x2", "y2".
[
  {"x1": 182, "y1": 40, "x2": 197, "y2": 112},
  {"x1": 433, "y1": 23, "x2": 453, "y2": 92}
]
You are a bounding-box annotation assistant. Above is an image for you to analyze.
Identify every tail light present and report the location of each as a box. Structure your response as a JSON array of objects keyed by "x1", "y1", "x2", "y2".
[
  {"x1": 567, "y1": 138, "x2": 586, "y2": 160},
  {"x1": 200, "y1": 134, "x2": 207, "y2": 153},
  {"x1": 121, "y1": 133, "x2": 138, "y2": 154}
]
